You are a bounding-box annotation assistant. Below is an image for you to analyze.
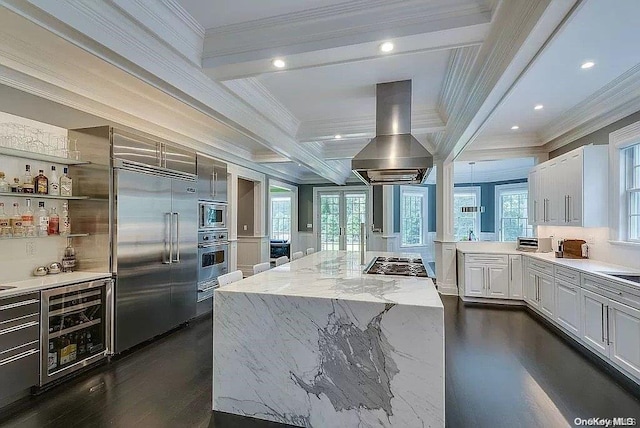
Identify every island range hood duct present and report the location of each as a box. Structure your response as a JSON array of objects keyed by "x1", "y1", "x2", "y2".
[{"x1": 352, "y1": 80, "x2": 433, "y2": 185}]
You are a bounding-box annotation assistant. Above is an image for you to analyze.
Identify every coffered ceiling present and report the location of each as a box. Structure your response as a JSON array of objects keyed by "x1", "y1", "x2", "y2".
[{"x1": 4, "y1": 0, "x2": 636, "y2": 184}]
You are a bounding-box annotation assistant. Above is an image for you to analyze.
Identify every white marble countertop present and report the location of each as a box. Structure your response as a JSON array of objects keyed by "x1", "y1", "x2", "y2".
[
  {"x1": 456, "y1": 242, "x2": 521, "y2": 254},
  {"x1": 217, "y1": 251, "x2": 442, "y2": 308},
  {"x1": 0, "y1": 272, "x2": 112, "y2": 298}
]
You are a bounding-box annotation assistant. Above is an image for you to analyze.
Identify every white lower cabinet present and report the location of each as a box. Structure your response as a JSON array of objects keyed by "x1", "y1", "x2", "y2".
[
  {"x1": 524, "y1": 270, "x2": 539, "y2": 308},
  {"x1": 464, "y1": 265, "x2": 485, "y2": 297},
  {"x1": 555, "y1": 279, "x2": 581, "y2": 337},
  {"x1": 509, "y1": 255, "x2": 523, "y2": 298},
  {"x1": 538, "y1": 275, "x2": 555, "y2": 318},
  {"x1": 460, "y1": 254, "x2": 522, "y2": 300},
  {"x1": 580, "y1": 288, "x2": 640, "y2": 378},
  {"x1": 487, "y1": 265, "x2": 509, "y2": 298},
  {"x1": 608, "y1": 300, "x2": 640, "y2": 379}
]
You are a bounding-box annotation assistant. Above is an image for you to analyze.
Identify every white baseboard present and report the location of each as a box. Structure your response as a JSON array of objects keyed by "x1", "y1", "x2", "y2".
[
  {"x1": 459, "y1": 296, "x2": 526, "y2": 306},
  {"x1": 437, "y1": 285, "x2": 459, "y2": 296}
]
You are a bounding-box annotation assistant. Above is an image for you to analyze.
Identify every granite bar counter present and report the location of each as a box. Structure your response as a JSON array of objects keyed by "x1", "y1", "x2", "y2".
[{"x1": 213, "y1": 251, "x2": 444, "y2": 427}]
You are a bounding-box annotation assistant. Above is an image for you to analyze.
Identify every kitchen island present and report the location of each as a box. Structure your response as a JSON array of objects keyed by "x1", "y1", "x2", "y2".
[{"x1": 213, "y1": 251, "x2": 444, "y2": 427}]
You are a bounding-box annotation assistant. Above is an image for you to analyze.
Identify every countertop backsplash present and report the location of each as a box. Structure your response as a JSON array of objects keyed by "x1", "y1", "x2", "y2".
[{"x1": 0, "y1": 235, "x2": 68, "y2": 283}]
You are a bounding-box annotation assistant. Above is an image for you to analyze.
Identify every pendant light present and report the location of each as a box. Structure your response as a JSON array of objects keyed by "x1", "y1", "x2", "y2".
[{"x1": 460, "y1": 162, "x2": 485, "y2": 213}]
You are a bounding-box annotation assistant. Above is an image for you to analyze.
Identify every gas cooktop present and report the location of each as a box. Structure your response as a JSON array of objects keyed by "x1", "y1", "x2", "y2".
[{"x1": 364, "y1": 256, "x2": 428, "y2": 277}]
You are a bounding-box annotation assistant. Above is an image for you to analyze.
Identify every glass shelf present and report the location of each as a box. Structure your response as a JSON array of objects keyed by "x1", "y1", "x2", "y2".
[
  {"x1": 49, "y1": 318, "x2": 102, "y2": 339},
  {"x1": 0, "y1": 193, "x2": 88, "y2": 200},
  {"x1": 0, "y1": 233, "x2": 89, "y2": 240},
  {"x1": 0, "y1": 146, "x2": 89, "y2": 165}
]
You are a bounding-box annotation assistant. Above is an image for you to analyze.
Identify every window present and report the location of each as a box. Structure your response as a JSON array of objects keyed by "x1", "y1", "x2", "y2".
[
  {"x1": 454, "y1": 187, "x2": 481, "y2": 241},
  {"x1": 625, "y1": 143, "x2": 640, "y2": 241},
  {"x1": 270, "y1": 196, "x2": 291, "y2": 241},
  {"x1": 495, "y1": 183, "x2": 532, "y2": 242},
  {"x1": 400, "y1": 187, "x2": 427, "y2": 246}
]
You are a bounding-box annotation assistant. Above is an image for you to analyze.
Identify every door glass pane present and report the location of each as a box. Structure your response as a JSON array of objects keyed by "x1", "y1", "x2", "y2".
[
  {"x1": 320, "y1": 194, "x2": 340, "y2": 251},
  {"x1": 345, "y1": 193, "x2": 366, "y2": 252}
]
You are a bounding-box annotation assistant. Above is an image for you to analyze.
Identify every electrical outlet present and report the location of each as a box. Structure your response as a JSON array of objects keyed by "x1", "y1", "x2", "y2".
[
  {"x1": 588, "y1": 235, "x2": 595, "y2": 244},
  {"x1": 243, "y1": 225, "x2": 247, "y2": 231},
  {"x1": 25, "y1": 240, "x2": 36, "y2": 256}
]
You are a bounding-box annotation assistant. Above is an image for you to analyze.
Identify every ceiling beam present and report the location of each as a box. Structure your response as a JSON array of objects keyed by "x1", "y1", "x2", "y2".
[
  {"x1": 202, "y1": 0, "x2": 492, "y2": 77},
  {"x1": 431, "y1": 0, "x2": 580, "y2": 161}
]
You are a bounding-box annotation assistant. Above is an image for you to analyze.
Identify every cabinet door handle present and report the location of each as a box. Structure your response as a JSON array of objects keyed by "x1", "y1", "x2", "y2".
[
  {"x1": 510, "y1": 263, "x2": 513, "y2": 281},
  {"x1": 605, "y1": 305, "x2": 610, "y2": 345},
  {"x1": 533, "y1": 201, "x2": 537, "y2": 222},
  {"x1": 567, "y1": 195, "x2": 571, "y2": 222},
  {"x1": 601, "y1": 305, "x2": 606, "y2": 344}
]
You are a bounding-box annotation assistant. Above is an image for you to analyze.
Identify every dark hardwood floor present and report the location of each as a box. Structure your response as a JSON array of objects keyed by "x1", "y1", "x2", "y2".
[{"x1": 0, "y1": 296, "x2": 638, "y2": 427}]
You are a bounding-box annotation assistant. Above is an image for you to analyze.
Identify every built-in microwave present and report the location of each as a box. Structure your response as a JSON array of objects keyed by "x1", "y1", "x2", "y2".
[{"x1": 199, "y1": 202, "x2": 227, "y2": 230}]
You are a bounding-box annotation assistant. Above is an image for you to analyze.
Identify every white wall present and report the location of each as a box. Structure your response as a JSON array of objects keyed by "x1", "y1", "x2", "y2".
[
  {"x1": 538, "y1": 225, "x2": 640, "y2": 269},
  {"x1": 0, "y1": 236, "x2": 68, "y2": 282}
]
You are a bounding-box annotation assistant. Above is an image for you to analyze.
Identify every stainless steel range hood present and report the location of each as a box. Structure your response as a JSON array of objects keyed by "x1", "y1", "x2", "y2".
[{"x1": 352, "y1": 80, "x2": 433, "y2": 185}]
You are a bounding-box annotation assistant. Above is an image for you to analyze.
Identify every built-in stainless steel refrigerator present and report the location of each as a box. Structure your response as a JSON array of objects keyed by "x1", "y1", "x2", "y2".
[{"x1": 68, "y1": 127, "x2": 198, "y2": 354}]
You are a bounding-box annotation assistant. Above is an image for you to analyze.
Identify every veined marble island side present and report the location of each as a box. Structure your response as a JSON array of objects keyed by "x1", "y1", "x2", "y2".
[{"x1": 213, "y1": 251, "x2": 444, "y2": 427}]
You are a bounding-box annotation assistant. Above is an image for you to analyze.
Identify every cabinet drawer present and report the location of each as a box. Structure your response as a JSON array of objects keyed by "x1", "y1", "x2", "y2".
[
  {"x1": 0, "y1": 293, "x2": 40, "y2": 324},
  {"x1": 527, "y1": 258, "x2": 554, "y2": 276},
  {"x1": 0, "y1": 343, "x2": 39, "y2": 402},
  {"x1": 465, "y1": 254, "x2": 509, "y2": 265},
  {"x1": 555, "y1": 266, "x2": 580, "y2": 285},
  {"x1": 582, "y1": 274, "x2": 640, "y2": 310},
  {"x1": 0, "y1": 314, "x2": 39, "y2": 352}
]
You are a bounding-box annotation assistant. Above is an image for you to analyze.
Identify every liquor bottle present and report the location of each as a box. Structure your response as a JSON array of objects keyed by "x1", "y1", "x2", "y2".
[
  {"x1": 48, "y1": 207, "x2": 59, "y2": 235},
  {"x1": 86, "y1": 332, "x2": 93, "y2": 353},
  {"x1": 22, "y1": 198, "x2": 35, "y2": 237},
  {"x1": 35, "y1": 169, "x2": 48, "y2": 195},
  {"x1": 0, "y1": 203, "x2": 11, "y2": 238},
  {"x1": 48, "y1": 341, "x2": 58, "y2": 371},
  {"x1": 62, "y1": 240, "x2": 76, "y2": 272},
  {"x1": 22, "y1": 165, "x2": 34, "y2": 194},
  {"x1": 48, "y1": 166, "x2": 60, "y2": 196},
  {"x1": 60, "y1": 167, "x2": 72, "y2": 197},
  {"x1": 36, "y1": 201, "x2": 49, "y2": 237},
  {"x1": 60, "y1": 202, "x2": 70, "y2": 236},
  {"x1": 11, "y1": 177, "x2": 21, "y2": 193},
  {"x1": 10, "y1": 203, "x2": 24, "y2": 237},
  {"x1": 78, "y1": 332, "x2": 86, "y2": 356},
  {"x1": 0, "y1": 172, "x2": 9, "y2": 193}
]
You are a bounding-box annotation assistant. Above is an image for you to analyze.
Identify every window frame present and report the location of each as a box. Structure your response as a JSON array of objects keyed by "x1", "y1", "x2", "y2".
[
  {"x1": 399, "y1": 186, "x2": 428, "y2": 247},
  {"x1": 494, "y1": 182, "x2": 532, "y2": 242},
  {"x1": 624, "y1": 143, "x2": 640, "y2": 242},
  {"x1": 270, "y1": 195, "x2": 292, "y2": 242},
  {"x1": 610, "y1": 121, "x2": 640, "y2": 245},
  {"x1": 453, "y1": 186, "x2": 481, "y2": 241}
]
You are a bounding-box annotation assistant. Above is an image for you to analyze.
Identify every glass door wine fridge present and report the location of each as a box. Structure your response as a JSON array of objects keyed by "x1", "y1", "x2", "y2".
[{"x1": 40, "y1": 278, "x2": 113, "y2": 385}]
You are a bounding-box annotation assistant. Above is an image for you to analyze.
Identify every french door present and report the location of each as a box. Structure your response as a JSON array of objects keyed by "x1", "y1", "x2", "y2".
[{"x1": 317, "y1": 189, "x2": 368, "y2": 252}]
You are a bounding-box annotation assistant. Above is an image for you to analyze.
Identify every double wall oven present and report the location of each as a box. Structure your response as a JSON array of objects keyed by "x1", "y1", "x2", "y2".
[{"x1": 197, "y1": 230, "x2": 228, "y2": 302}]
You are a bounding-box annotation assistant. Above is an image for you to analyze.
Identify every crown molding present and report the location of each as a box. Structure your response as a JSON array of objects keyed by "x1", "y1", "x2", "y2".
[
  {"x1": 542, "y1": 64, "x2": 640, "y2": 152},
  {"x1": 109, "y1": 0, "x2": 204, "y2": 66},
  {"x1": 3, "y1": 0, "x2": 347, "y2": 184},
  {"x1": 202, "y1": 0, "x2": 492, "y2": 66},
  {"x1": 436, "y1": 0, "x2": 578, "y2": 159},
  {"x1": 437, "y1": 45, "x2": 480, "y2": 122},
  {"x1": 223, "y1": 78, "x2": 300, "y2": 137},
  {"x1": 297, "y1": 108, "x2": 446, "y2": 141},
  {"x1": 456, "y1": 146, "x2": 549, "y2": 163}
]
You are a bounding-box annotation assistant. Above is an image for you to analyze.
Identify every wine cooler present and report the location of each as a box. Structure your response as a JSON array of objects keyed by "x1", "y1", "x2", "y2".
[{"x1": 40, "y1": 278, "x2": 113, "y2": 385}]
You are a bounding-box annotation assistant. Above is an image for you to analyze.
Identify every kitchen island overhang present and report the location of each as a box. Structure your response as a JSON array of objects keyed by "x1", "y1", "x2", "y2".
[{"x1": 212, "y1": 251, "x2": 444, "y2": 427}]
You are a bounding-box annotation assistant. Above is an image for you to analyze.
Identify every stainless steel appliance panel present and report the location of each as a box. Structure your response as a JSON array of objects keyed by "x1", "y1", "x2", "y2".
[
  {"x1": 114, "y1": 169, "x2": 173, "y2": 353},
  {"x1": 112, "y1": 131, "x2": 161, "y2": 168},
  {"x1": 165, "y1": 143, "x2": 197, "y2": 175},
  {"x1": 169, "y1": 178, "x2": 198, "y2": 326},
  {"x1": 197, "y1": 155, "x2": 227, "y2": 203}
]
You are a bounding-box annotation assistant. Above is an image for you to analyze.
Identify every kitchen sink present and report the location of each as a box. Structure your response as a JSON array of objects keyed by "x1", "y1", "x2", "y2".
[
  {"x1": 600, "y1": 272, "x2": 640, "y2": 284},
  {"x1": 0, "y1": 286, "x2": 16, "y2": 291}
]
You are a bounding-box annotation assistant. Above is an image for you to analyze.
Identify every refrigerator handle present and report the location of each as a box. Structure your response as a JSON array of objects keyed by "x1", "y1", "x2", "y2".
[
  {"x1": 173, "y1": 212, "x2": 180, "y2": 263},
  {"x1": 164, "y1": 212, "x2": 172, "y2": 264}
]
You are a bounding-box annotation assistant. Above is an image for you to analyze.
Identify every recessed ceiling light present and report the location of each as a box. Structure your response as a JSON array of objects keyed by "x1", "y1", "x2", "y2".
[
  {"x1": 581, "y1": 61, "x2": 595, "y2": 69},
  {"x1": 534, "y1": 104, "x2": 544, "y2": 110},
  {"x1": 511, "y1": 125, "x2": 520, "y2": 130},
  {"x1": 334, "y1": 134, "x2": 342, "y2": 139},
  {"x1": 379, "y1": 42, "x2": 394, "y2": 53},
  {"x1": 272, "y1": 58, "x2": 286, "y2": 68}
]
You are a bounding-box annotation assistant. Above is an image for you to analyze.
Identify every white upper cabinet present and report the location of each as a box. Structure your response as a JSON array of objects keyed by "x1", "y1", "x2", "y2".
[{"x1": 528, "y1": 145, "x2": 608, "y2": 227}]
